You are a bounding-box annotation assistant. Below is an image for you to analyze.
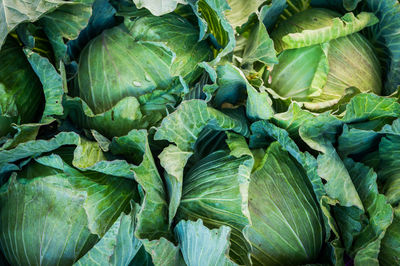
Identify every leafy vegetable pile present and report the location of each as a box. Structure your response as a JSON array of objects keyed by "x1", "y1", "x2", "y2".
[{"x1": 0, "y1": 0, "x2": 399, "y2": 265}]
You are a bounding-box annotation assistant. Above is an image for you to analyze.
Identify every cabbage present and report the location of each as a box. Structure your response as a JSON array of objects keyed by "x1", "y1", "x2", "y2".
[
  {"x1": 246, "y1": 142, "x2": 324, "y2": 265},
  {"x1": 269, "y1": 8, "x2": 382, "y2": 111},
  {"x1": 0, "y1": 143, "x2": 137, "y2": 265},
  {"x1": 71, "y1": 13, "x2": 212, "y2": 137}
]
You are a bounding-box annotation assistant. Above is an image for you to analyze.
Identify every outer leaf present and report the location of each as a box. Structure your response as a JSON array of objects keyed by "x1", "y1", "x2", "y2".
[
  {"x1": 365, "y1": 0, "x2": 400, "y2": 94},
  {"x1": 338, "y1": 125, "x2": 380, "y2": 157},
  {"x1": 344, "y1": 159, "x2": 393, "y2": 264},
  {"x1": 0, "y1": 131, "x2": 79, "y2": 165},
  {"x1": 154, "y1": 100, "x2": 249, "y2": 151},
  {"x1": 65, "y1": 96, "x2": 147, "y2": 139},
  {"x1": 67, "y1": 0, "x2": 118, "y2": 61},
  {"x1": 39, "y1": 1, "x2": 93, "y2": 64},
  {"x1": 126, "y1": 14, "x2": 212, "y2": 84},
  {"x1": 0, "y1": 124, "x2": 41, "y2": 150},
  {"x1": 379, "y1": 212, "x2": 400, "y2": 266},
  {"x1": 188, "y1": 0, "x2": 235, "y2": 63},
  {"x1": 225, "y1": 0, "x2": 264, "y2": 30},
  {"x1": 175, "y1": 219, "x2": 237, "y2": 266},
  {"x1": 176, "y1": 133, "x2": 253, "y2": 265},
  {"x1": 299, "y1": 113, "x2": 364, "y2": 209},
  {"x1": 76, "y1": 26, "x2": 177, "y2": 115},
  {"x1": 35, "y1": 155, "x2": 136, "y2": 237},
  {"x1": 0, "y1": 47, "x2": 65, "y2": 149},
  {"x1": 270, "y1": 43, "x2": 330, "y2": 105},
  {"x1": 213, "y1": 63, "x2": 274, "y2": 120},
  {"x1": 342, "y1": 93, "x2": 400, "y2": 122},
  {"x1": 0, "y1": 37, "x2": 43, "y2": 137},
  {"x1": 159, "y1": 145, "x2": 192, "y2": 225},
  {"x1": 133, "y1": 0, "x2": 187, "y2": 16},
  {"x1": 0, "y1": 172, "x2": 97, "y2": 266},
  {"x1": 271, "y1": 102, "x2": 315, "y2": 139},
  {"x1": 241, "y1": 22, "x2": 278, "y2": 67},
  {"x1": 0, "y1": 0, "x2": 68, "y2": 48},
  {"x1": 281, "y1": 12, "x2": 378, "y2": 50},
  {"x1": 378, "y1": 134, "x2": 400, "y2": 206},
  {"x1": 0, "y1": 153, "x2": 136, "y2": 265},
  {"x1": 259, "y1": 0, "x2": 287, "y2": 30},
  {"x1": 110, "y1": 130, "x2": 169, "y2": 240},
  {"x1": 24, "y1": 48, "x2": 64, "y2": 120},
  {"x1": 74, "y1": 209, "x2": 141, "y2": 266},
  {"x1": 141, "y1": 238, "x2": 182, "y2": 266},
  {"x1": 245, "y1": 142, "x2": 324, "y2": 265},
  {"x1": 249, "y1": 121, "x2": 326, "y2": 208}
]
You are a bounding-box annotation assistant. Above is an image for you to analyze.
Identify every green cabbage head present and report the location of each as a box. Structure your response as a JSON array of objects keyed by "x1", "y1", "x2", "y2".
[
  {"x1": 177, "y1": 140, "x2": 324, "y2": 265},
  {"x1": 0, "y1": 150, "x2": 136, "y2": 265},
  {"x1": 71, "y1": 14, "x2": 212, "y2": 138},
  {"x1": 269, "y1": 8, "x2": 382, "y2": 111}
]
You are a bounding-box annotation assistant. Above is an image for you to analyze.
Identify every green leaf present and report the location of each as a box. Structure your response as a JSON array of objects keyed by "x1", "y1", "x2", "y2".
[
  {"x1": 342, "y1": 93, "x2": 400, "y2": 122},
  {"x1": 24, "y1": 48, "x2": 64, "y2": 120},
  {"x1": 0, "y1": 0, "x2": 69, "y2": 48},
  {"x1": 70, "y1": 19, "x2": 206, "y2": 137},
  {"x1": 141, "y1": 238, "x2": 182, "y2": 266},
  {"x1": 75, "y1": 26, "x2": 177, "y2": 115},
  {"x1": 242, "y1": 22, "x2": 278, "y2": 67},
  {"x1": 272, "y1": 102, "x2": 315, "y2": 139},
  {"x1": 225, "y1": 0, "x2": 264, "y2": 30},
  {"x1": 337, "y1": 125, "x2": 380, "y2": 157},
  {"x1": 0, "y1": 152, "x2": 136, "y2": 265},
  {"x1": 379, "y1": 212, "x2": 400, "y2": 266},
  {"x1": 0, "y1": 123, "x2": 41, "y2": 150},
  {"x1": 299, "y1": 113, "x2": 364, "y2": 209},
  {"x1": 189, "y1": 0, "x2": 235, "y2": 63},
  {"x1": 250, "y1": 121, "x2": 326, "y2": 207},
  {"x1": 343, "y1": 159, "x2": 393, "y2": 264},
  {"x1": 216, "y1": 63, "x2": 274, "y2": 120},
  {"x1": 365, "y1": 0, "x2": 400, "y2": 95},
  {"x1": 133, "y1": 0, "x2": 187, "y2": 16},
  {"x1": 175, "y1": 219, "x2": 237, "y2": 266},
  {"x1": 38, "y1": 1, "x2": 93, "y2": 64},
  {"x1": 176, "y1": 133, "x2": 253, "y2": 265},
  {"x1": 259, "y1": 0, "x2": 287, "y2": 30},
  {"x1": 270, "y1": 43, "x2": 330, "y2": 108},
  {"x1": 159, "y1": 145, "x2": 192, "y2": 225},
  {"x1": 65, "y1": 96, "x2": 147, "y2": 139},
  {"x1": 74, "y1": 208, "x2": 142, "y2": 266},
  {"x1": 36, "y1": 153, "x2": 137, "y2": 237},
  {"x1": 281, "y1": 12, "x2": 378, "y2": 50},
  {"x1": 110, "y1": 130, "x2": 169, "y2": 240},
  {"x1": 0, "y1": 37, "x2": 43, "y2": 136},
  {"x1": 378, "y1": 134, "x2": 400, "y2": 206},
  {"x1": 0, "y1": 172, "x2": 97, "y2": 265},
  {"x1": 245, "y1": 142, "x2": 324, "y2": 265},
  {"x1": 127, "y1": 14, "x2": 212, "y2": 84},
  {"x1": 0, "y1": 131, "x2": 79, "y2": 165},
  {"x1": 154, "y1": 99, "x2": 249, "y2": 151}
]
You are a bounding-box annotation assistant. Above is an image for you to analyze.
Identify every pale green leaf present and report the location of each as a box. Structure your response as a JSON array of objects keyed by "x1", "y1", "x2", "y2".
[{"x1": 175, "y1": 219, "x2": 237, "y2": 266}]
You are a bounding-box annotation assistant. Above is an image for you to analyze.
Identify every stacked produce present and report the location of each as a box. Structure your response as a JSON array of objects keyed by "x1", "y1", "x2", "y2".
[{"x1": 0, "y1": 0, "x2": 399, "y2": 265}]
